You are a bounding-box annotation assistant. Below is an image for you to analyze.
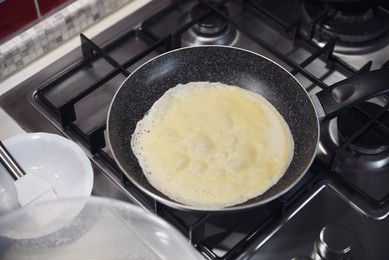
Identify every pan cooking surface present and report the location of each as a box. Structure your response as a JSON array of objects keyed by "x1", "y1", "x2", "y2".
[{"x1": 108, "y1": 46, "x2": 319, "y2": 211}]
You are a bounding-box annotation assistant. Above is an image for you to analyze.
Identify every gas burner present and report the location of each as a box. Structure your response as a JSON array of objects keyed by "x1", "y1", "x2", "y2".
[
  {"x1": 298, "y1": 0, "x2": 389, "y2": 45},
  {"x1": 182, "y1": 2, "x2": 238, "y2": 46},
  {"x1": 318, "y1": 100, "x2": 389, "y2": 175},
  {"x1": 337, "y1": 102, "x2": 389, "y2": 155}
]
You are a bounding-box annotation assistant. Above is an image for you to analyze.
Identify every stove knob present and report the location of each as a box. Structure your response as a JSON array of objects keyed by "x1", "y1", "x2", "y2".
[{"x1": 312, "y1": 225, "x2": 353, "y2": 260}]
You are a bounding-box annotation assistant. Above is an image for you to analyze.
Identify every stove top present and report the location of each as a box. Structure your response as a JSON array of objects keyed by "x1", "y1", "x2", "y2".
[{"x1": 1, "y1": 0, "x2": 389, "y2": 259}]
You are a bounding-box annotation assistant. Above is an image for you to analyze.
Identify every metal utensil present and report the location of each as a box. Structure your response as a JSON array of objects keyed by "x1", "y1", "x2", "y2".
[{"x1": 0, "y1": 140, "x2": 58, "y2": 207}]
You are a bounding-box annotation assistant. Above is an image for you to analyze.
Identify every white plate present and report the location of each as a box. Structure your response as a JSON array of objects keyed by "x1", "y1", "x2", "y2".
[
  {"x1": 0, "y1": 133, "x2": 93, "y2": 216},
  {"x1": 0, "y1": 197, "x2": 202, "y2": 259}
]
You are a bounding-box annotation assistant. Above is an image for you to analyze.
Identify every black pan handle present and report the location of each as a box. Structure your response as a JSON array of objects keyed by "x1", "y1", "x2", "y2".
[{"x1": 314, "y1": 67, "x2": 389, "y2": 121}]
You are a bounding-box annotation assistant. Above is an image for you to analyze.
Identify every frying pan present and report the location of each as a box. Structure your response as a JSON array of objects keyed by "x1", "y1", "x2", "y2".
[{"x1": 107, "y1": 46, "x2": 389, "y2": 212}]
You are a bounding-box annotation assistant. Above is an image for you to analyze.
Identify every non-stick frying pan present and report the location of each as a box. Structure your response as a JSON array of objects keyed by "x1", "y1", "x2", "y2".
[{"x1": 107, "y1": 46, "x2": 389, "y2": 212}]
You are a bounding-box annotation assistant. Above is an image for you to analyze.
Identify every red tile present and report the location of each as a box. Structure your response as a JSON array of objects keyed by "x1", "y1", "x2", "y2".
[
  {"x1": 38, "y1": 0, "x2": 69, "y2": 16},
  {"x1": 0, "y1": 0, "x2": 38, "y2": 41}
]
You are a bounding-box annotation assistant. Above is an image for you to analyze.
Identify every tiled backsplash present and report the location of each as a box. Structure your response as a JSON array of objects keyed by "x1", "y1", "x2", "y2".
[{"x1": 0, "y1": 0, "x2": 132, "y2": 81}]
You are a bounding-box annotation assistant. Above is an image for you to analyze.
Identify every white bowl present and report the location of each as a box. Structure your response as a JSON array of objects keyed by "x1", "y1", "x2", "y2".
[{"x1": 0, "y1": 133, "x2": 93, "y2": 216}]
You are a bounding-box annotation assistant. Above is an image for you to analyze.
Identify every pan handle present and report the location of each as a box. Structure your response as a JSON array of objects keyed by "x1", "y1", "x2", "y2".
[{"x1": 314, "y1": 67, "x2": 389, "y2": 121}]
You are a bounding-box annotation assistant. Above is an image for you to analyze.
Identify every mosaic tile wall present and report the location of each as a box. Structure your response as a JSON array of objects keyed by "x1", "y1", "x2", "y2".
[{"x1": 0, "y1": 0, "x2": 132, "y2": 81}]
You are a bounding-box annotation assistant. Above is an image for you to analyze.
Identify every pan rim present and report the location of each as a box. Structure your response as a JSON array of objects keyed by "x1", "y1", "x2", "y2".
[{"x1": 107, "y1": 45, "x2": 320, "y2": 212}]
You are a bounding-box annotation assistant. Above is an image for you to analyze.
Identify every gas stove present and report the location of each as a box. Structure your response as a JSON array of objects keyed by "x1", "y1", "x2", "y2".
[{"x1": 1, "y1": 0, "x2": 389, "y2": 259}]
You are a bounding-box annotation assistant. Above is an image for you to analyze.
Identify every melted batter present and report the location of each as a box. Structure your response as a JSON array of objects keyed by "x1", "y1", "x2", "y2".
[{"x1": 131, "y1": 82, "x2": 294, "y2": 209}]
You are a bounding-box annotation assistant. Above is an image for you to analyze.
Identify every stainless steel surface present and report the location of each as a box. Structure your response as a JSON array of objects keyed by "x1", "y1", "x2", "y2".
[
  {"x1": 0, "y1": 0, "x2": 388, "y2": 259},
  {"x1": 249, "y1": 182, "x2": 389, "y2": 260}
]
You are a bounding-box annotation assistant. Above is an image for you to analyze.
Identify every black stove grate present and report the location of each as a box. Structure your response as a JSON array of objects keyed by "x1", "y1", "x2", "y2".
[
  {"x1": 35, "y1": 0, "x2": 354, "y2": 151},
  {"x1": 32, "y1": 0, "x2": 389, "y2": 258}
]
